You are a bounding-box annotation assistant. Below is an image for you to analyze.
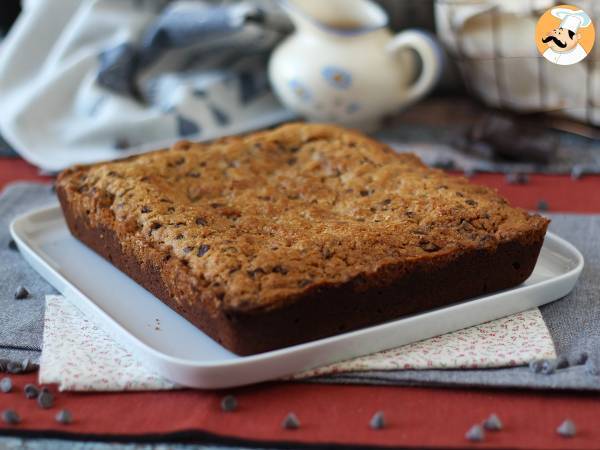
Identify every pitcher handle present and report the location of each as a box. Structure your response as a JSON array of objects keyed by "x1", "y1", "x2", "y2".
[{"x1": 386, "y1": 30, "x2": 442, "y2": 106}]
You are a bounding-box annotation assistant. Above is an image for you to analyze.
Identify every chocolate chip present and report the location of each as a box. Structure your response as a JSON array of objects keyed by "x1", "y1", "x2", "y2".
[
  {"x1": 1, "y1": 409, "x2": 20, "y2": 425},
  {"x1": 195, "y1": 217, "x2": 207, "y2": 226},
  {"x1": 321, "y1": 248, "x2": 333, "y2": 259},
  {"x1": 150, "y1": 222, "x2": 162, "y2": 230},
  {"x1": 282, "y1": 412, "x2": 300, "y2": 430},
  {"x1": 37, "y1": 389, "x2": 54, "y2": 409},
  {"x1": 382, "y1": 198, "x2": 391, "y2": 205},
  {"x1": 529, "y1": 359, "x2": 543, "y2": 373},
  {"x1": 540, "y1": 359, "x2": 555, "y2": 375},
  {"x1": 220, "y1": 395, "x2": 237, "y2": 412},
  {"x1": 456, "y1": 191, "x2": 464, "y2": 197},
  {"x1": 465, "y1": 199, "x2": 477, "y2": 206},
  {"x1": 556, "y1": 419, "x2": 576, "y2": 437},
  {"x1": 160, "y1": 198, "x2": 173, "y2": 203},
  {"x1": 465, "y1": 424, "x2": 485, "y2": 442},
  {"x1": 24, "y1": 384, "x2": 39, "y2": 399},
  {"x1": 537, "y1": 199, "x2": 549, "y2": 211},
  {"x1": 359, "y1": 190, "x2": 370, "y2": 197},
  {"x1": 55, "y1": 409, "x2": 73, "y2": 424},
  {"x1": 369, "y1": 411, "x2": 385, "y2": 430},
  {"x1": 14, "y1": 286, "x2": 29, "y2": 300},
  {"x1": 197, "y1": 244, "x2": 210, "y2": 257},
  {"x1": 8, "y1": 239, "x2": 17, "y2": 251},
  {"x1": 175, "y1": 234, "x2": 184, "y2": 240},
  {"x1": 6, "y1": 361, "x2": 22, "y2": 374},
  {"x1": 298, "y1": 279, "x2": 312, "y2": 288},
  {"x1": 572, "y1": 352, "x2": 588, "y2": 365},
  {"x1": 167, "y1": 207, "x2": 175, "y2": 213},
  {"x1": 272, "y1": 265, "x2": 288, "y2": 275},
  {"x1": 174, "y1": 157, "x2": 185, "y2": 166},
  {"x1": 555, "y1": 355, "x2": 569, "y2": 370},
  {"x1": 141, "y1": 206, "x2": 151, "y2": 213},
  {"x1": 419, "y1": 241, "x2": 440, "y2": 252},
  {"x1": 0, "y1": 377, "x2": 12, "y2": 393},
  {"x1": 210, "y1": 203, "x2": 224, "y2": 208},
  {"x1": 287, "y1": 157, "x2": 297, "y2": 166},
  {"x1": 506, "y1": 172, "x2": 529, "y2": 185},
  {"x1": 246, "y1": 268, "x2": 265, "y2": 278},
  {"x1": 483, "y1": 413, "x2": 503, "y2": 431}
]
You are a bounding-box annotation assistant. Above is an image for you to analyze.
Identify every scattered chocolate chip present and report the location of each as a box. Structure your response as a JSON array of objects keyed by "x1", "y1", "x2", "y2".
[
  {"x1": 537, "y1": 199, "x2": 549, "y2": 211},
  {"x1": 14, "y1": 286, "x2": 29, "y2": 300},
  {"x1": 1, "y1": 409, "x2": 20, "y2": 425},
  {"x1": 419, "y1": 241, "x2": 440, "y2": 252},
  {"x1": 282, "y1": 412, "x2": 300, "y2": 430},
  {"x1": 382, "y1": 198, "x2": 391, "y2": 205},
  {"x1": 175, "y1": 234, "x2": 184, "y2": 240},
  {"x1": 8, "y1": 239, "x2": 17, "y2": 251},
  {"x1": 540, "y1": 359, "x2": 555, "y2": 375},
  {"x1": 246, "y1": 268, "x2": 265, "y2": 278},
  {"x1": 298, "y1": 279, "x2": 312, "y2": 288},
  {"x1": 555, "y1": 355, "x2": 569, "y2": 370},
  {"x1": 556, "y1": 419, "x2": 576, "y2": 437},
  {"x1": 529, "y1": 360, "x2": 543, "y2": 373},
  {"x1": 141, "y1": 206, "x2": 151, "y2": 213},
  {"x1": 37, "y1": 389, "x2": 54, "y2": 409},
  {"x1": 369, "y1": 411, "x2": 385, "y2": 430},
  {"x1": 272, "y1": 265, "x2": 288, "y2": 275},
  {"x1": 55, "y1": 409, "x2": 73, "y2": 424},
  {"x1": 167, "y1": 207, "x2": 175, "y2": 213},
  {"x1": 174, "y1": 157, "x2": 185, "y2": 166},
  {"x1": 572, "y1": 352, "x2": 588, "y2": 366},
  {"x1": 197, "y1": 244, "x2": 210, "y2": 257},
  {"x1": 6, "y1": 361, "x2": 22, "y2": 374},
  {"x1": 321, "y1": 248, "x2": 333, "y2": 259},
  {"x1": 160, "y1": 198, "x2": 173, "y2": 203},
  {"x1": 483, "y1": 413, "x2": 503, "y2": 431},
  {"x1": 287, "y1": 157, "x2": 297, "y2": 166},
  {"x1": 150, "y1": 222, "x2": 162, "y2": 230},
  {"x1": 210, "y1": 203, "x2": 224, "y2": 208},
  {"x1": 465, "y1": 424, "x2": 485, "y2": 442},
  {"x1": 0, "y1": 377, "x2": 12, "y2": 393},
  {"x1": 24, "y1": 384, "x2": 39, "y2": 399},
  {"x1": 359, "y1": 190, "x2": 370, "y2": 197},
  {"x1": 506, "y1": 172, "x2": 529, "y2": 185},
  {"x1": 195, "y1": 217, "x2": 207, "y2": 226},
  {"x1": 465, "y1": 199, "x2": 477, "y2": 206},
  {"x1": 220, "y1": 395, "x2": 237, "y2": 412}
]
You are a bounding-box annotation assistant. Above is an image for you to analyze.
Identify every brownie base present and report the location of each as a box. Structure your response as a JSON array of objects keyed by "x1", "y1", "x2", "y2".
[{"x1": 58, "y1": 187, "x2": 545, "y2": 356}]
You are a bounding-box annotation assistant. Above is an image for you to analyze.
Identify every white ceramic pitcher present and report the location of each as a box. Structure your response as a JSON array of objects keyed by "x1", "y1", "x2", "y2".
[{"x1": 268, "y1": 0, "x2": 442, "y2": 130}]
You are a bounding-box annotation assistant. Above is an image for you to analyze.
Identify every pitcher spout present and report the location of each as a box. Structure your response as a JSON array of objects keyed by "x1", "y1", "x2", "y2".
[{"x1": 281, "y1": 0, "x2": 388, "y2": 36}]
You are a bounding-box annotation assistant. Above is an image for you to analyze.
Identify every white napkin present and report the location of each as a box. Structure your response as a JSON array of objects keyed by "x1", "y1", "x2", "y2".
[{"x1": 40, "y1": 295, "x2": 556, "y2": 391}]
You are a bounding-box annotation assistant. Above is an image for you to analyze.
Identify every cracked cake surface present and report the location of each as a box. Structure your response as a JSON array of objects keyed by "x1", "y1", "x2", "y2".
[{"x1": 57, "y1": 123, "x2": 548, "y2": 314}]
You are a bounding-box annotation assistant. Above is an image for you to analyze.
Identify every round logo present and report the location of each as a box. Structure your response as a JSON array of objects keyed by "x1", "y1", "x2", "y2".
[{"x1": 535, "y1": 4, "x2": 595, "y2": 66}]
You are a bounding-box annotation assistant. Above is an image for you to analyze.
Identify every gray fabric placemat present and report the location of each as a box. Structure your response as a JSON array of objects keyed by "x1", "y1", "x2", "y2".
[{"x1": 1, "y1": 182, "x2": 599, "y2": 390}]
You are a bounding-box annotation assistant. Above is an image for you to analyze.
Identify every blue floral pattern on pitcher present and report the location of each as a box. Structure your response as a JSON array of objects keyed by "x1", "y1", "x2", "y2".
[
  {"x1": 288, "y1": 79, "x2": 311, "y2": 101},
  {"x1": 321, "y1": 66, "x2": 352, "y2": 90}
]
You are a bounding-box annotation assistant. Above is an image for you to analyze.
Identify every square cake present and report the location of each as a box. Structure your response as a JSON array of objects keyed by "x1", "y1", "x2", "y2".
[{"x1": 57, "y1": 123, "x2": 549, "y2": 355}]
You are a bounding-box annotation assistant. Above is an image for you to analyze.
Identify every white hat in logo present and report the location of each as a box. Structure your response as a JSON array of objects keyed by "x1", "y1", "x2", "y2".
[{"x1": 551, "y1": 8, "x2": 592, "y2": 33}]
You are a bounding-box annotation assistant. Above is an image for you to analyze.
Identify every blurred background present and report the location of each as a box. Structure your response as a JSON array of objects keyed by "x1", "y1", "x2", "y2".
[{"x1": 0, "y1": 0, "x2": 598, "y2": 179}]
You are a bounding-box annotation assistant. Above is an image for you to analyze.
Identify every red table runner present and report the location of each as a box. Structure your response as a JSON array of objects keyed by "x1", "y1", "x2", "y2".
[{"x1": 1, "y1": 157, "x2": 600, "y2": 449}]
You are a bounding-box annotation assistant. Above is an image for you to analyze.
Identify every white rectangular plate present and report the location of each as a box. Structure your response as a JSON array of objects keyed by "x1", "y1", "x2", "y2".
[{"x1": 11, "y1": 205, "x2": 583, "y2": 389}]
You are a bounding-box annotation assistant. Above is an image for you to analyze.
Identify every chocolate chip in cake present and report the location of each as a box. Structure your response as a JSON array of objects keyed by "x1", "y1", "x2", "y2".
[
  {"x1": 175, "y1": 234, "x2": 184, "y2": 240},
  {"x1": 359, "y1": 189, "x2": 370, "y2": 197},
  {"x1": 465, "y1": 199, "x2": 478, "y2": 206},
  {"x1": 167, "y1": 207, "x2": 175, "y2": 213},
  {"x1": 465, "y1": 424, "x2": 485, "y2": 442},
  {"x1": 556, "y1": 419, "x2": 576, "y2": 437},
  {"x1": 555, "y1": 355, "x2": 569, "y2": 370},
  {"x1": 220, "y1": 395, "x2": 237, "y2": 412},
  {"x1": 540, "y1": 359, "x2": 555, "y2": 375},
  {"x1": 150, "y1": 222, "x2": 162, "y2": 230},
  {"x1": 537, "y1": 199, "x2": 549, "y2": 211},
  {"x1": 419, "y1": 241, "x2": 440, "y2": 253},
  {"x1": 197, "y1": 244, "x2": 210, "y2": 257},
  {"x1": 1, "y1": 409, "x2": 20, "y2": 425},
  {"x1": 210, "y1": 203, "x2": 224, "y2": 208},
  {"x1": 37, "y1": 389, "x2": 54, "y2": 409},
  {"x1": 282, "y1": 412, "x2": 300, "y2": 430},
  {"x1": 246, "y1": 268, "x2": 265, "y2": 278},
  {"x1": 369, "y1": 411, "x2": 385, "y2": 430},
  {"x1": 195, "y1": 217, "x2": 207, "y2": 226},
  {"x1": 55, "y1": 409, "x2": 73, "y2": 424},
  {"x1": 483, "y1": 413, "x2": 503, "y2": 431},
  {"x1": 321, "y1": 248, "x2": 333, "y2": 259},
  {"x1": 141, "y1": 206, "x2": 152, "y2": 214},
  {"x1": 24, "y1": 384, "x2": 39, "y2": 399},
  {"x1": 0, "y1": 377, "x2": 12, "y2": 393},
  {"x1": 272, "y1": 265, "x2": 288, "y2": 275},
  {"x1": 382, "y1": 198, "x2": 391, "y2": 205},
  {"x1": 287, "y1": 157, "x2": 297, "y2": 166},
  {"x1": 572, "y1": 352, "x2": 588, "y2": 366},
  {"x1": 14, "y1": 286, "x2": 29, "y2": 300},
  {"x1": 529, "y1": 360, "x2": 543, "y2": 373},
  {"x1": 8, "y1": 239, "x2": 17, "y2": 251}
]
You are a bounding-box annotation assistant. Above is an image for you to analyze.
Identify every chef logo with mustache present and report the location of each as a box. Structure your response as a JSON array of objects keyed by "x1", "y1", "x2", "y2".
[{"x1": 536, "y1": 5, "x2": 595, "y2": 66}]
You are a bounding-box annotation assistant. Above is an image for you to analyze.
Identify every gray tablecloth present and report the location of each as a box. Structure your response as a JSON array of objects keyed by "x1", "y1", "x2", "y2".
[{"x1": 1, "y1": 182, "x2": 599, "y2": 390}]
